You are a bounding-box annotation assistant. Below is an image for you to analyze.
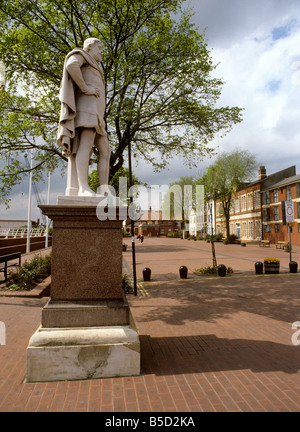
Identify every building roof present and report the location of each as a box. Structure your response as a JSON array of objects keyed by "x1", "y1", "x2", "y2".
[{"x1": 263, "y1": 173, "x2": 300, "y2": 190}]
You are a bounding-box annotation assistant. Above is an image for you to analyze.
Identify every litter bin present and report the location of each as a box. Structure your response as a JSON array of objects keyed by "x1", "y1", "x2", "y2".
[
  {"x1": 218, "y1": 264, "x2": 226, "y2": 277},
  {"x1": 255, "y1": 261, "x2": 263, "y2": 275},
  {"x1": 289, "y1": 261, "x2": 298, "y2": 273},
  {"x1": 179, "y1": 265, "x2": 188, "y2": 279},
  {"x1": 143, "y1": 267, "x2": 151, "y2": 281}
]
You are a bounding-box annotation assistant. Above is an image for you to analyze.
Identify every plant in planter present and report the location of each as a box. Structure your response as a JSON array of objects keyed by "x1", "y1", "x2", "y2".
[
  {"x1": 241, "y1": 242, "x2": 246, "y2": 247},
  {"x1": 263, "y1": 257, "x2": 280, "y2": 274}
]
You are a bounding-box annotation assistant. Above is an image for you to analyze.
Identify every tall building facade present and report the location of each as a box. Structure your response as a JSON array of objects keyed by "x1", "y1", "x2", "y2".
[{"x1": 215, "y1": 165, "x2": 300, "y2": 244}]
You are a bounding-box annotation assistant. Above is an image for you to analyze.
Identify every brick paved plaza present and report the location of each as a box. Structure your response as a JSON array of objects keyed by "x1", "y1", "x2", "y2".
[{"x1": 0, "y1": 238, "x2": 299, "y2": 412}]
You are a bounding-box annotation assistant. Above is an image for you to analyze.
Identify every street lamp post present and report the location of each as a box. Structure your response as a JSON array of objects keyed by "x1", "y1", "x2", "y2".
[
  {"x1": 26, "y1": 149, "x2": 33, "y2": 254},
  {"x1": 128, "y1": 139, "x2": 137, "y2": 296}
]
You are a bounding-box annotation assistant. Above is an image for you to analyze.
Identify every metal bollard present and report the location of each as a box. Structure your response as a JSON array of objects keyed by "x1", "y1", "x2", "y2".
[
  {"x1": 255, "y1": 261, "x2": 263, "y2": 275},
  {"x1": 218, "y1": 264, "x2": 226, "y2": 277},
  {"x1": 143, "y1": 267, "x2": 151, "y2": 281},
  {"x1": 289, "y1": 261, "x2": 298, "y2": 273},
  {"x1": 179, "y1": 265, "x2": 188, "y2": 279}
]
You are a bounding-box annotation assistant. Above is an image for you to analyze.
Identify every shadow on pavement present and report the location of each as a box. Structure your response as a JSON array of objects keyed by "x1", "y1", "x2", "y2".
[
  {"x1": 140, "y1": 334, "x2": 300, "y2": 375},
  {"x1": 131, "y1": 275, "x2": 300, "y2": 325}
]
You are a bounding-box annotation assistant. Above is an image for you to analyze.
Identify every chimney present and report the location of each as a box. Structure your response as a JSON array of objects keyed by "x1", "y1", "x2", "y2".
[{"x1": 259, "y1": 165, "x2": 266, "y2": 180}]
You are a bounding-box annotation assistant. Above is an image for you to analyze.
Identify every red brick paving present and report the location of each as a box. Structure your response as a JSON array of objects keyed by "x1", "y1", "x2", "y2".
[{"x1": 0, "y1": 238, "x2": 299, "y2": 412}]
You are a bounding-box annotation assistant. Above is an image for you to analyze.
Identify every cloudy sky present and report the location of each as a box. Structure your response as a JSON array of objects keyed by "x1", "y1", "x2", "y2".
[{"x1": 1, "y1": 0, "x2": 300, "y2": 221}]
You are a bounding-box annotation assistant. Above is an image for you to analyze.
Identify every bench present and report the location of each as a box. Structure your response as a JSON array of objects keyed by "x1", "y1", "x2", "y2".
[
  {"x1": 275, "y1": 241, "x2": 288, "y2": 249},
  {"x1": 259, "y1": 240, "x2": 270, "y2": 247},
  {"x1": 0, "y1": 252, "x2": 22, "y2": 282}
]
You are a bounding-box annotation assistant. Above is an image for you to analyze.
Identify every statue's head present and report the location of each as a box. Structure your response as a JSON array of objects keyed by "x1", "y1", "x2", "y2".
[{"x1": 83, "y1": 38, "x2": 102, "y2": 62}]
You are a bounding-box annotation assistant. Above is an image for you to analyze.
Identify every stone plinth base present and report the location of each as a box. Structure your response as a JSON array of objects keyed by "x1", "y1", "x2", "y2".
[
  {"x1": 42, "y1": 297, "x2": 129, "y2": 328},
  {"x1": 26, "y1": 324, "x2": 140, "y2": 382},
  {"x1": 25, "y1": 201, "x2": 140, "y2": 382}
]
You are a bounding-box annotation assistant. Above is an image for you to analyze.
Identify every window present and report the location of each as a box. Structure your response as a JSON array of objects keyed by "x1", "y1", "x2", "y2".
[
  {"x1": 247, "y1": 193, "x2": 253, "y2": 210},
  {"x1": 248, "y1": 221, "x2": 254, "y2": 238},
  {"x1": 236, "y1": 223, "x2": 240, "y2": 238},
  {"x1": 287, "y1": 185, "x2": 292, "y2": 201},
  {"x1": 297, "y1": 183, "x2": 300, "y2": 198},
  {"x1": 273, "y1": 189, "x2": 278, "y2": 203},
  {"x1": 235, "y1": 197, "x2": 239, "y2": 213},
  {"x1": 263, "y1": 208, "x2": 270, "y2": 221},
  {"x1": 263, "y1": 191, "x2": 270, "y2": 205},
  {"x1": 242, "y1": 222, "x2": 247, "y2": 237},
  {"x1": 161, "y1": 228, "x2": 165, "y2": 234},
  {"x1": 298, "y1": 223, "x2": 300, "y2": 233},
  {"x1": 264, "y1": 225, "x2": 271, "y2": 233},
  {"x1": 298, "y1": 202, "x2": 300, "y2": 218},
  {"x1": 274, "y1": 206, "x2": 279, "y2": 221},
  {"x1": 161, "y1": 221, "x2": 164, "y2": 225},
  {"x1": 275, "y1": 224, "x2": 280, "y2": 233},
  {"x1": 255, "y1": 220, "x2": 261, "y2": 238},
  {"x1": 168, "y1": 221, "x2": 172, "y2": 226},
  {"x1": 254, "y1": 191, "x2": 261, "y2": 209},
  {"x1": 241, "y1": 195, "x2": 246, "y2": 211}
]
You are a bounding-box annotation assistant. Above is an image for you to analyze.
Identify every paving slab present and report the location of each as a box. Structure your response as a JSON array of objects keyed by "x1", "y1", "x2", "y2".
[{"x1": 0, "y1": 238, "x2": 299, "y2": 412}]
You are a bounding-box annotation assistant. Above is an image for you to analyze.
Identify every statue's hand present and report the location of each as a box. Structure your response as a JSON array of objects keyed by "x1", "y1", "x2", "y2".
[{"x1": 84, "y1": 86, "x2": 100, "y2": 97}]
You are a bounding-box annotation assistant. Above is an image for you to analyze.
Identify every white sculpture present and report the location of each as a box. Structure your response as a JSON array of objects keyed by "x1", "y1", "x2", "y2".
[{"x1": 57, "y1": 38, "x2": 110, "y2": 196}]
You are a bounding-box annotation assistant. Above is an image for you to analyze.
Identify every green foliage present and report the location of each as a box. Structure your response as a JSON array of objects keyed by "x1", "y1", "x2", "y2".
[
  {"x1": 205, "y1": 233, "x2": 223, "y2": 242},
  {"x1": 200, "y1": 149, "x2": 258, "y2": 237},
  {"x1": 6, "y1": 253, "x2": 51, "y2": 291},
  {"x1": 196, "y1": 265, "x2": 233, "y2": 275},
  {"x1": 122, "y1": 274, "x2": 133, "y2": 293},
  {"x1": 162, "y1": 176, "x2": 196, "y2": 225},
  {"x1": 0, "y1": 0, "x2": 243, "y2": 204},
  {"x1": 88, "y1": 167, "x2": 145, "y2": 194},
  {"x1": 167, "y1": 232, "x2": 181, "y2": 238},
  {"x1": 227, "y1": 234, "x2": 238, "y2": 244},
  {"x1": 196, "y1": 265, "x2": 218, "y2": 274}
]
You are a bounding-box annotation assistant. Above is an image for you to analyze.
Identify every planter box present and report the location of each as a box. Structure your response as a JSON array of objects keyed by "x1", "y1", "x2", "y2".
[{"x1": 264, "y1": 262, "x2": 280, "y2": 274}]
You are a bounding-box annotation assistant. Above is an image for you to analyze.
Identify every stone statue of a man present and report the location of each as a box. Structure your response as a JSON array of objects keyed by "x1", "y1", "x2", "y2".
[{"x1": 57, "y1": 38, "x2": 110, "y2": 196}]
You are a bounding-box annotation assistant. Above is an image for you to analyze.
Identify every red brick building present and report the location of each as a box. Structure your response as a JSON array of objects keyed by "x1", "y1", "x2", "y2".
[
  {"x1": 124, "y1": 209, "x2": 182, "y2": 237},
  {"x1": 261, "y1": 173, "x2": 300, "y2": 244},
  {"x1": 137, "y1": 209, "x2": 181, "y2": 237},
  {"x1": 215, "y1": 165, "x2": 300, "y2": 244}
]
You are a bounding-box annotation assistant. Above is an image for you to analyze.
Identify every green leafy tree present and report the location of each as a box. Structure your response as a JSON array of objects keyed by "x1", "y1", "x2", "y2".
[
  {"x1": 200, "y1": 149, "x2": 258, "y2": 238},
  {"x1": 0, "y1": 0, "x2": 243, "y2": 205},
  {"x1": 88, "y1": 167, "x2": 145, "y2": 195},
  {"x1": 162, "y1": 176, "x2": 196, "y2": 235}
]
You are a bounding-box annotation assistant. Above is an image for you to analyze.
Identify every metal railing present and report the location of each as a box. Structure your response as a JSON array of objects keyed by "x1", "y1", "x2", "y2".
[{"x1": 0, "y1": 227, "x2": 47, "y2": 238}]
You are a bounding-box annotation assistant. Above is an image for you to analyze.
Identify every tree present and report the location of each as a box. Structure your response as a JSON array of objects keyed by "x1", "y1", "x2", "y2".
[
  {"x1": 0, "y1": 0, "x2": 243, "y2": 205},
  {"x1": 88, "y1": 167, "x2": 145, "y2": 195},
  {"x1": 200, "y1": 149, "x2": 258, "y2": 238},
  {"x1": 162, "y1": 175, "x2": 196, "y2": 235}
]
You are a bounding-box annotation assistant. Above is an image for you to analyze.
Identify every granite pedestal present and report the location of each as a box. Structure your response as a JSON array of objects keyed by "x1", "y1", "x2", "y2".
[{"x1": 26, "y1": 197, "x2": 140, "y2": 382}]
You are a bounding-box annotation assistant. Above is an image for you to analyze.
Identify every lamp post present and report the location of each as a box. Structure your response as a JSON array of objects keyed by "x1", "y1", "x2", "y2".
[
  {"x1": 45, "y1": 169, "x2": 51, "y2": 248},
  {"x1": 26, "y1": 149, "x2": 33, "y2": 254},
  {"x1": 128, "y1": 137, "x2": 137, "y2": 296}
]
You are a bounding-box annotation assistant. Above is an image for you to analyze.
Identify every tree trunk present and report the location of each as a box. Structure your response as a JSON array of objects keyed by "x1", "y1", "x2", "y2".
[{"x1": 211, "y1": 240, "x2": 217, "y2": 268}]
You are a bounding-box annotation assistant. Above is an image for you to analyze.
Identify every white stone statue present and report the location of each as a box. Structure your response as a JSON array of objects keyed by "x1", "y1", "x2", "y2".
[{"x1": 57, "y1": 38, "x2": 110, "y2": 196}]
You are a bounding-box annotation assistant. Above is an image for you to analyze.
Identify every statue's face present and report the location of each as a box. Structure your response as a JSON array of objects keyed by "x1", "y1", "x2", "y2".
[{"x1": 89, "y1": 41, "x2": 102, "y2": 62}]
